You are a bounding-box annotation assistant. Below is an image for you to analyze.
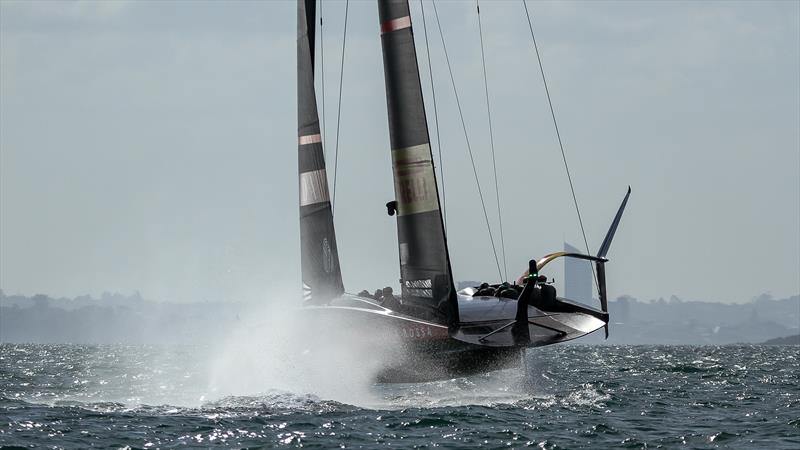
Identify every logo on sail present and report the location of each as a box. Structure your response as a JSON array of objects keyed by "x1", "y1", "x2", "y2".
[
  {"x1": 391, "y1": 143, "x2": 440, "y2": 216},
  {"x1": 404, "y1": 278, "x2": 433, "y2": 298},
  {"x1": 322, "y1": 237, "x2": 333, "y2": 273}
]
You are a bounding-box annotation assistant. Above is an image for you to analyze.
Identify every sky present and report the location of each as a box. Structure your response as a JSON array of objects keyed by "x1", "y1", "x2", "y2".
[{"x1": 1, "y1": 0, "x2": 798, "y2": 304}]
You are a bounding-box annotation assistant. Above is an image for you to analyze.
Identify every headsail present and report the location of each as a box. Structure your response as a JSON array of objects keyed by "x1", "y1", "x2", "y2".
[
  {"x1": 297, "y1": 0, "x2": 344, "y2": 303},
  {"x1": 377, "y1": 0, "x2": 458, "y2": 327}
]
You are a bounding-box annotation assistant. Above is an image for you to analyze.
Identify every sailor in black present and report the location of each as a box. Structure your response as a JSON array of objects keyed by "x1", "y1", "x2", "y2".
[
  {"x1": 475, "y1": 283, "x2": 493, "y2": 296},
  {"x1": 382, "y1": 286, "x2": 401, "y2": 311}
]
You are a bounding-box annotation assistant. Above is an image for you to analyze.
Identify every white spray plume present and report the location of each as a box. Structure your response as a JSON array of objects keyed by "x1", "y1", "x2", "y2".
[{"x1": 205, "y1": 288, "x2": 403, "y2": 407}]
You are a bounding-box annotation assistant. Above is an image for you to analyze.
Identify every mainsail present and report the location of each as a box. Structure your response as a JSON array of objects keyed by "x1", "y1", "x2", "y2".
[
  {"x1": 297, "y1": 0, "x2": 344, "y2": 303},
  {"x1": 377, "y1": 0, "x2": 458, "y2": 327}
]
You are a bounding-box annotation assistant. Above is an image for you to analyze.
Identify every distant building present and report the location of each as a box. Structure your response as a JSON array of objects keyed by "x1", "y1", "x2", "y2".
[{"x1": 564, "y1": 242, "x2": 592, "y2": 302}]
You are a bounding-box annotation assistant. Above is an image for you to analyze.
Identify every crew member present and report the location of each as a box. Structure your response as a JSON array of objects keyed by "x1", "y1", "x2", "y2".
[
  {"x1": 382, "y1": 286, "x2": 400, "y2": 310},
  {"x1": 475, "y1": 282, "x2": 494, "y2": 297}
]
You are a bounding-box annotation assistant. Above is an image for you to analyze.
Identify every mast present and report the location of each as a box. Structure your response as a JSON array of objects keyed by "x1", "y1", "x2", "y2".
[
  {"x1": 297, "y1": 0, "x2": 344, "y2": 303},
  {"x1": 377, "y1": 0, "x2": 458, "y2": 327}
]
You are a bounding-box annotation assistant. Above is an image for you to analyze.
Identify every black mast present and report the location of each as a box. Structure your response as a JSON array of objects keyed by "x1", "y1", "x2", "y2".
[
  {"x1": 297, "y1": 0, "x2": 344, "y2": 303},
  {"x1": 377, "y1": 0, "x2": 458, "y2": 327}
]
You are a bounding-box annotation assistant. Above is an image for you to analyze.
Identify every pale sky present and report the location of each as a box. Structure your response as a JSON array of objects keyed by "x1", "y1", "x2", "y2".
[{"x1": 1, "y1": 0, "x2": 798, "y2": 304}]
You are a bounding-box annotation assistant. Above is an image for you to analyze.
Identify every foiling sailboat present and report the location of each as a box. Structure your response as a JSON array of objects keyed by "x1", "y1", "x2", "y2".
[{"x1": 296, "y1": 0, "x2": 631, "y2": 383}]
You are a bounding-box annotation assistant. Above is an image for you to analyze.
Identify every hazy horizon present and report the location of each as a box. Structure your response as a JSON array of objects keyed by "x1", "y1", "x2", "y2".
[
  {"x1": 3, "y1": 286, "x2": 799, "y2": 307},
  {"x1": 1, "y1": 1, "x2": 798, "y2": 304}
]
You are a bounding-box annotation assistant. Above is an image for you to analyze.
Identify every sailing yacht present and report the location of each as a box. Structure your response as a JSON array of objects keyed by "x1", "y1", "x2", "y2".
[{"x1": 295, "y1": 0, "x2": 630, "y2": 383}]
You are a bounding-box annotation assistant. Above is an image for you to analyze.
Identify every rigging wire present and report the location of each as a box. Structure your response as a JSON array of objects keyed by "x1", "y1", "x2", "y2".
[
  {"x1": 319, "y1": 0, "x2": 326, "y2": 159},
  {"x1": 521, "y1": 0, "x2": 599, "y2": 290},
  {"x1": 432, "y1": 0, "x2": 503, "y2": 281},
  {"x1": 419, "y1": 0, "x2": 447, "y2": 232},
  {"x1": 476, "y1": 0, "x2": 508, "y2": 282},
  {"x1": 331, "y1": 0, "x2": 349, "y2": 213}
]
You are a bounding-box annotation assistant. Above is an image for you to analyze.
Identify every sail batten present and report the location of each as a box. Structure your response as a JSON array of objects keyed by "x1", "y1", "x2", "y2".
[
  {"x1": 297, "y1": 0, "x2": 344, "y2": 303},
  {"x1": 378, "y1": 0, "x2": 458, "y2": 327}
]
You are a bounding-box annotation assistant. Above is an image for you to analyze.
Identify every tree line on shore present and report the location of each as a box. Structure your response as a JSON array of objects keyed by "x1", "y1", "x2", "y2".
[{"x1": 1, "y1": 289, "x2": 797, "y2": 345}]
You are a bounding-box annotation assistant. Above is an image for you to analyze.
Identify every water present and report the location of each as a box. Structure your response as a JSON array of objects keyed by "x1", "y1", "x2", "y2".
[{"x1": 1, "y1": 344, "x2": 797, "y2": 449}]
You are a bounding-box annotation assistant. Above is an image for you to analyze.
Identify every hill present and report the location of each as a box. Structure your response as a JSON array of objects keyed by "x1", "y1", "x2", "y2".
[{"x1": 761, "y1": 334, "x2": 800, "y2": 345}]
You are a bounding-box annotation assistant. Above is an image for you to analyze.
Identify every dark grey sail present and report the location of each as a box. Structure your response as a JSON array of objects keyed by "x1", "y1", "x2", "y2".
[
  {"x1": 297, "y1": 0, "x2": 344, "y2": 303},
  {"x1": 377, "y1": 0, "x2": 458, "y2": 327}
]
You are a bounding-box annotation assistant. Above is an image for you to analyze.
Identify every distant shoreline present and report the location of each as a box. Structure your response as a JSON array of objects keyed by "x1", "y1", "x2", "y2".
[
  {"x1": 760, "y1": 334, "x2": 800, "y2": 345},
  {"x1": 1, "y1": 291, "x2": 798, "y2": 345}
]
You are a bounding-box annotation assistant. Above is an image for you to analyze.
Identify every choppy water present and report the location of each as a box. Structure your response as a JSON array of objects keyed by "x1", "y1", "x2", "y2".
[{"x1": 0, "y1": 344, "x2": 797, "y2": 449}]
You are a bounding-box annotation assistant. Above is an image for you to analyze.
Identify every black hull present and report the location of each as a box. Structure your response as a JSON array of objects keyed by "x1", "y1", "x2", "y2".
[
  {"x1": 303, "y1": 293, "x2": 605, "y2": 383},
  {"x1": 374, "y1": 345, "x2": 522, "y2": 384}
]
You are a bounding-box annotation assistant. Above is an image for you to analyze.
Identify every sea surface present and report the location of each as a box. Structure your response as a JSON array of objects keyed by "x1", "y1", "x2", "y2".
[{"x1": 0, "y1": 344, "x2": 797, "y2": 449}]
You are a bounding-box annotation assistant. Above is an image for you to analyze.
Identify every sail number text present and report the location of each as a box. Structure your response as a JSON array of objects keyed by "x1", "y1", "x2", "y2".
[{"x1": 397, "y1": 325, "x2": 433, "y2": 339}]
